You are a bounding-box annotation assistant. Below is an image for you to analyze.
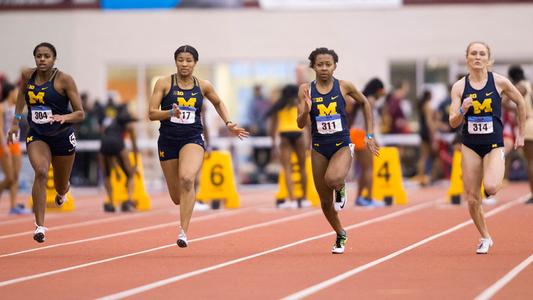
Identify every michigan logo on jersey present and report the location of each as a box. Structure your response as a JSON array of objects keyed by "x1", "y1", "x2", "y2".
[
  {"x1": 472, "y1": 98, "x2": 492, "y2": 114},
  {"x1": 177, "y1": 97, "x2": 196, "y2": 107},
  {"x1": 28, "y1": 91, "x2": 45, "y2": 104},
  {"x1": 317, "y1": 102, "x2": 338, "y2": 116}
]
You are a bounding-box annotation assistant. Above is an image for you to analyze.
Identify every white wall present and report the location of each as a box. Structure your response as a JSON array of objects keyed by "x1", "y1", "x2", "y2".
[{"x1": 2, "y1": 4, "x2": 533, "y2": 98}]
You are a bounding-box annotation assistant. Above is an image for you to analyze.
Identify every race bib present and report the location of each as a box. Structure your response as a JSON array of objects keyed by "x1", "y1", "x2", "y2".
[
  {"x1": 316, "y1": 115, "x2": 342, "y2": 134},
  {"x1": 467, "y1": 116, "x2": 493, "y2": 134},
  {"x1": 31, "y1": 106, "x2": 53, "y2": 124},
  {"x1": 170, "y1": 106, "x2": 196, "y2": 124}
]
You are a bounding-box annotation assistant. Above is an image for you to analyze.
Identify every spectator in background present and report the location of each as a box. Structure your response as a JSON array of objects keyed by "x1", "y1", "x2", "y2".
[
  {"x1": 508, "y1": 65, "x2": 533, "y2": 204},
  {"x1": 435, "y1": 87, "x2": 458, "y2": 178},
  {"x1": 348, "y1": 78, "x2": 385, "y2": 206},
  {"x1": 70, "y1": 92, "x2": 102, "y2": 186},
  {"x1": 248, "y1": 84, "x2": 270, "y2": 136},
  {"x1": 265, "y1": 84, "x2": 309, "y2": 209},
  {"x1": 0, "y1": 82, "x2": 30, "y2": 215},
  {"x1": 382, "y1": 81, "x2": 411, "y2": 134},
  {"x1": 100, "y1": 104, "x2": 138, "y2": 212},
  {"x1": 248, "y1": 84, "x2": 271, "y2": 183},
  {"x1": 76, "y1": 92, "x2": 100, "y2": 140},
  {"x1": 416, "y1": 90, "x2": 439, "y2": 185}
]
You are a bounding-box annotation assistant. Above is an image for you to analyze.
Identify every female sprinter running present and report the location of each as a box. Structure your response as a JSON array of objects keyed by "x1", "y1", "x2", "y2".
[
  {"x1": 149, "y1": 45, "x2": 248, "y2": 247},
  {"x1": 297, "y1": 47, "x2": 379, "y2": 254}
]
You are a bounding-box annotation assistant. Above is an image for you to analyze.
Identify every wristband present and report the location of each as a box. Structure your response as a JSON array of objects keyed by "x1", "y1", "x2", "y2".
[
  {"x1": 15, "y1": 114, "x2": 23, "y2": 120},
  {"x1": 168, "y1": 108, "x2": 173, "y2": 118},
  {"x1": 366, "y1": 133, "x2": 374, "y2": 140},
  {"x1": 225, "y1": 121, "x2": 233, "y2": 126},
  {"x1": 459, "y1": 107, "x2": 465, "y2": 115}
]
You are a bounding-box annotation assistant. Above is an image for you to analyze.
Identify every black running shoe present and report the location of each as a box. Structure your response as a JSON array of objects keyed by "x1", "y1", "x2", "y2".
[
  {"x1": 103, "y1": 203, "x2": 116, "y2": 213},
  {"x1": 33, "y1": 225, "x2": 47, "y2": 243},
  {"x1": 55, "y1": 194, "x2": 67, "y2": 207},
  {"x1": 177, "y1": 230, "x2": 188, "y2": 248},
  {"x1": 121, "y1": 200, "x2": 136, "y2": 212}
]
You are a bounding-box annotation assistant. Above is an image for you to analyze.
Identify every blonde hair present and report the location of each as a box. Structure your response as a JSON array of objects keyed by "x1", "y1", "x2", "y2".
[{"x1": 466, "y1": 41, "x2": 493, "y2": 68}]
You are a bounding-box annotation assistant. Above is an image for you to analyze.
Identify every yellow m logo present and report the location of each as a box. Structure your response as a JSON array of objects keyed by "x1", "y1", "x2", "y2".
[
  {"x1": 317, "y1": 103, "x2": 338, "y2": 116},
  {"x1": 28, "y1": 91, "x2": 45, "y2": 104},
  {"x1": 177, "y1": 97, "x2": 196, "y2": 107},
  {"x1": 472, "y1": 98, "x2": 492, "y2": 114}
]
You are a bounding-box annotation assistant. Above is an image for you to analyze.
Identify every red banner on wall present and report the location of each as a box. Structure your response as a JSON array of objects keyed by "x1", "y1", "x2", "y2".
[{"x1": 0, "y1": 0, "x2": 99, "y2": 10}]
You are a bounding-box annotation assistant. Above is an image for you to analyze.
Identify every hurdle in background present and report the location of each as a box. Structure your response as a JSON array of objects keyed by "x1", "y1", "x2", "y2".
[
  {"x1": 275, "y1": 152, "x2": 319, "y2": 207},
  {"x1": 109, "y1": 152, "x2": 151, "y2": 211},
  {"x1": 447, "y1": 149, "x2": 488, "y2": 205},
  {"x1": 369, "y1": 147, "x2": 407, "y2": 205},
  {"x1": 28, "y1": 165, "x2": 75, "y2": 212},
  {"x1": 196, "y1": 150, "x2": 240, "y2": 208},
  {"x1": 448, "y1": 150, "x2": 463, "y2": 204}
]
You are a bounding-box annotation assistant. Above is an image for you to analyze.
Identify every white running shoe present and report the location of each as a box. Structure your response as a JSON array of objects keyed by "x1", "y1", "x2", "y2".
[
  {"x1": 298, "y1": 199, "x2": 312, "y2": 208},
  {"x1": 193, "y1": 201, "x2": 210, "y2": 211},
  {"x1": 482, "y1": 196, "x2": 497, "y2": 206},
  {"x1": 476, "y1": 238, "x2": 493, "y2": 254},
  {"x1": 334, "y1": 185, "x2": 347, "y2": 212},
  {"x1": 277, "y1": 200, "x2": 298, "y2": 209},
  {"x1": 331, "y1": 230, "x2": 348, "y2": 254},
  {"x1": 177, "y1": 229, "x2": 188, "y2": 248},
  {"x1": 33, "y1": 225, "x2": 47, "y2": 243}
]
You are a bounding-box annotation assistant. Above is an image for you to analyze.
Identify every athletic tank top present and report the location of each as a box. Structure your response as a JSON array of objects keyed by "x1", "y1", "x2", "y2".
[
  {"x1": 159, "y1": 75, "x2": 204, "y2": 140},
  {"x1": 461, "y1": 72, "x2": 503, "y2": 145},
  {"x1": 277, "y1": 106, "x2": 301, "y2": 133},
  {"x1": 4, "y1": 103, "x2": 18, "y2": 137},
  {"x1": 25, "y1": 69, "x2": 71, "y2": 136},
  {"x1": 309, "y1": 78, "x2": 349, "y2": 142}
]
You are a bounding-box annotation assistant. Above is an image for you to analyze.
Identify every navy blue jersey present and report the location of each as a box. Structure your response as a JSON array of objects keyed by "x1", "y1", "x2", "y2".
[
  {"x1": 25, "y1": 69, "x2": 71, "y2": 136},
  {"x1": 159, "y1": 75, "x2": 204, "y2": 140},
  {"x1": 461, "y1": 72, "x2": 503, "y2": 145},
  {"x1": 309, "y1": 78, "x2": 350, "y2": 143}
]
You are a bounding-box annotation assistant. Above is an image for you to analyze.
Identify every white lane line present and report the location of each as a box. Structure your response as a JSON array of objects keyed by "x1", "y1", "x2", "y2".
[
  {"x1": 0, "y1": 200, "x2": 271, "y2": 240},
  {"x1": 96, "y1": 201, "x2": 434, "y2": 300},
  {"x1": 0, "y1": 209, "x2": 321, "y2": 287},
  {"x1": 474, "y1": 253, "x2": 533, "y2": 300},
  {"x1": 0, "y1": 209, "x2": 172, "y2": 240},
  {"x1": 0, "y1": 208, "x2": 247, "y2": 258},
  {"x1": 282, "y1": 194, "x2": 528, "y2": 300}
]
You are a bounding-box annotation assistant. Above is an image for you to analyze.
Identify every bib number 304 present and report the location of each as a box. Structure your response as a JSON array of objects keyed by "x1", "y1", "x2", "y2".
[{"x1": 31, "y1": 106, "x2": 53, "y2": 124}]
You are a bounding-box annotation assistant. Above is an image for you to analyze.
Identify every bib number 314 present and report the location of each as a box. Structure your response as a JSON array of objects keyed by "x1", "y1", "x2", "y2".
[{"x1": 467, "y1": 116, "x2": 493, "y2": 134}]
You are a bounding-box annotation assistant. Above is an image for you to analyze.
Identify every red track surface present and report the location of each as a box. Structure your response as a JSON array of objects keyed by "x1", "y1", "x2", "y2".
[{"x1": 0, "y1": 183, "x2": 532, "y2": 299}]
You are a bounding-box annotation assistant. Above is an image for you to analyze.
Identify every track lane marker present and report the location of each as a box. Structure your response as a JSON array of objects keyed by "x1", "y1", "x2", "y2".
[
  {"x1": 0, "y1": 208, "x2": 249, "y2": 257},
  {"x1": 96, "y1": 201, "x2": 434, "y2": 299},
  {"x1": 474, "y1": 253, "x2": 533, "y2": 300},
  {"x1": 282, "y1": 194, "x2": 529, "y2": 300},
  {"x1": 0, "y1": 209, "x2": 321, "y2": 287}
]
